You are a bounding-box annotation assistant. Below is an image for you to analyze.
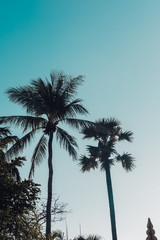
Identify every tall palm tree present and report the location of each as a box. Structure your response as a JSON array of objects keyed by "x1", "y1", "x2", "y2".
[
  {"x1": 79, "y1": 118, "x2": 135, "y2": 240},
  {"x1": 0, "y1": 71, "x2": 91, "y2": 238}
]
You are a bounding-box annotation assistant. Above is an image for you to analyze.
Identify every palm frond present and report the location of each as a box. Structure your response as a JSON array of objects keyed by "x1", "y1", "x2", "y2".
[
  {"x1": 116, "y1": 153, "x2": 135, "y2": 171},
  {"x1": 5, "y1": 129, "x2": 37, "y2": 160},
  {"x1": 103, "y1": 140, "x2": 117, "y2": 155},
  {"x1": 6, "y1": 85, "x2": 39, "y2": 115},
  {"x1": 81, "y1": 124, "x2": 100, "y2": 140},
  {"x1": 0, "y1": 116, "x2": 46, "y2": 132},
  {"x1": 95, "y1": 118, "x2": 122, "y2": 139},
  {"x1": 62, "y1": 118, "x2": 93, "y2": 130},
  {"x1": 56, "y1": 127, "x2": 78, "y2": 159},
  {"x1": 86, "y1": 235, "x2": 102, "y2": 240},
  {"x1": 6, "y1": 85, "x2": 32, "y2": 104},
  {"x1": 86, "y1": 145, "x2": 100, "y2": 158},
  {"x1": 50, "y1": 72, "x2": 84, "y2": 104},
  {"x1": 118, "y1": 130, "x2": 133, "y2": 142},
  {"x1": 29, "y1": 134, "x2": 47, "y2": 179},
  {"x1": 7, "y1": 82, "x2": 50, "y2": 116},
  {"x1": 64, "y1": 99, "x2": 88, "y2": 117},
  {"x1": 100, "y1": 158, "x2": 115, "y2": 171},
  {"x1": 61, "y1": 75, "x2": 84, "y2": 99},
  {"x1": 81, "y1": 121, "x2": 112, "y2": 141},
  {"x1": 96, "y1": 117, "x2": 121, "y2": 129},
  {"x1": 54, "y1": 72, "x2": 65, "y2": 95},
  {"x1": 0, "y1": 127, "x2": 11, "y2": 138},
  {"x1": 50, "y1": 71, "x2": 64, "y2": 86},
  {"x1": 31, "y1": 78, "x2": 48, "y2": 94},
  {"x1": 79, "y1": 155, "x2": 98, "y2": 172},
  {"x1": 30, "y1": 78, "x2": 55, "y2": 116},
  {"x1": 0, "y1": 135, "x2": 19, "y2": 150}
]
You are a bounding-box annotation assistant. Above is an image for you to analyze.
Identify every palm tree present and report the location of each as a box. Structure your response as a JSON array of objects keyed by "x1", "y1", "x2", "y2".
[
  {"x1": 0, "y1": 71, "x2": 91, "y2": 238},
  {"x1": 74, "y1": 235, "x2": 102, "y2": 240},
  {"x1": 79, "y1": 118, "x2": 135, "y2": 240}
]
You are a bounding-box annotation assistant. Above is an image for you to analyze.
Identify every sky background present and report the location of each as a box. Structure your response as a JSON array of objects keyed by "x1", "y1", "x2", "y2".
[{"x1": 1, "y1": 0, "x2": 160, "y2": 239}]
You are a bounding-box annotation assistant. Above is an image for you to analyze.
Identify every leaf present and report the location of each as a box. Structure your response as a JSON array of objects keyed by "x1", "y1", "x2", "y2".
[
  {"x1": 118, "y1": 130, "x2": 133, "y2": 142},
  {"x1": 29, "y1": 134, "x2": 47, "y2": 179},
  {"x1": 79, "y1": 155, "x2": 98, "y2": 172},
  {"x1": 116, "y1": 153, "x2": 135, "y2": 171},
  {"x1": 56, "y1": 127, "x2": 78, "y2": 159},
  {"x1": 62, "y1": 118, "x2": 93, "y2": 130}
]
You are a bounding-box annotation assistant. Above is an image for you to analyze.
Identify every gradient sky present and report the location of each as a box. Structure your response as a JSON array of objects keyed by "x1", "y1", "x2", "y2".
[{"x1": 1, "y1": 1, "x2": 160, "y2": 239}]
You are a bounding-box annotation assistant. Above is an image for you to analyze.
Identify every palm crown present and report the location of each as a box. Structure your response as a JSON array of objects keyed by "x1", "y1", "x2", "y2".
[
  {"x1": 0, "y1": 72, "x2": 91, "y2": 177},
  {"x1": 79, "y1": 117, "x2": 135, "y2": 172}
]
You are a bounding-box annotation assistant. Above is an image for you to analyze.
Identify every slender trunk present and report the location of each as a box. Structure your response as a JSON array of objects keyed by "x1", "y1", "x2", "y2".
[
  {"x1": 105, "y1": 165, "x2": 118, "y2": 240},
  {"x1": 46, "y1": 132, "x2": 53, "y2": 238}
]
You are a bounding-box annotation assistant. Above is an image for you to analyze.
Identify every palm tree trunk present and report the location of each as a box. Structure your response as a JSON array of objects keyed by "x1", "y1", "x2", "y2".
[
  {"x1": 46, "y1": 132, "x2": 53, "y2": 238},
  {"x1": 105, "y1": 165, "x2": 118, "y2": 240}
]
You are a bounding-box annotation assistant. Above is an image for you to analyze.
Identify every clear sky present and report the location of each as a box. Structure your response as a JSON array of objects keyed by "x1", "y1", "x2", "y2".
[{"x1": 1, "y1": 0, "x2": 160, "y2": 239}]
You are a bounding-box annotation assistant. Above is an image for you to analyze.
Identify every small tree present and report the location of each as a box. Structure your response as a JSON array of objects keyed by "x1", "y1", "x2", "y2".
[{"x1": 0, "y1": 157, "x2": 41, "y2": 239}]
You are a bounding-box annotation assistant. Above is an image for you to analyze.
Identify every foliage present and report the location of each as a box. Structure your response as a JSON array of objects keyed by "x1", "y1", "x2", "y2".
[
  {"x1": 73, "y1": 234, "x2": 102, "y2": 240},
  {"x1": 0, "y1": 157, "x2": 70, "y2": 239},
  {"x1": 0, "y1": 157, "x2": 42, "y2": 239},
  {"x1": 79, "y1": 117, "x2": 135, "y2": 172}
]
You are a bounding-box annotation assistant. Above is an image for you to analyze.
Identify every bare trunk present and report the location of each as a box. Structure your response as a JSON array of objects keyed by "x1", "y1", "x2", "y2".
[
  {"x1": 105, "y1": 165, "x2": 118, "y2": 240},
  {"x1": 46, "y1": 132, "x2": 53, "y2": 238}
]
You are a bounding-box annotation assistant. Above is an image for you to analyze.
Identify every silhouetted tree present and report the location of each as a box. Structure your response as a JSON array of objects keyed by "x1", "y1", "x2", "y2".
[
  {"x1": 0, "y1": 71, "x2": 91, "y2": 238},
  {"x1": 79, "y1": 118, "x2": 135, "y2": 240},
  {"x1": 0, "y1": 157, "x2": 41, "y2": 239}
]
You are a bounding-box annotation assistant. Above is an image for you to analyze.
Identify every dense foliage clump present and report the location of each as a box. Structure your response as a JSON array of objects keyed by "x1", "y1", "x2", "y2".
[{"x1": 0, "y1": 157, "x2": 42, "y2": 239}]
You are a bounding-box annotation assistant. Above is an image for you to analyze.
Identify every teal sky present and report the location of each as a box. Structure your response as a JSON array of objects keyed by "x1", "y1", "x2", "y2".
[{"x1": 1, "y1": 1, "x2": 160, "y2": 239}]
